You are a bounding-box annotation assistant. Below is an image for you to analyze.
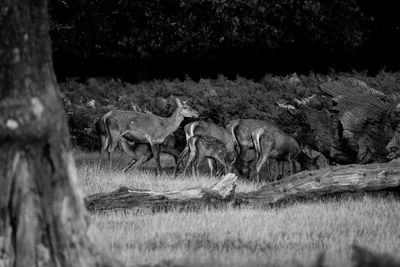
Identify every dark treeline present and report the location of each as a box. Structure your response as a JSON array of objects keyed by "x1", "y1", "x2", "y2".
[{"x1": 49, "y1": 0, "x2": 400, "y2": 82}]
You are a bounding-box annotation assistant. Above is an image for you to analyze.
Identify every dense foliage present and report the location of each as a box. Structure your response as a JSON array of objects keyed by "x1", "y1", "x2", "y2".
[
  {"x1": 61, "y1": 71, "x2": 400, "y2": 151},
  {"x1": 49, "y1": 0, "x2": 366, "y2": 58},
  {"x1": 49, "y1": 0, "x2": 400, "y2": 80}
]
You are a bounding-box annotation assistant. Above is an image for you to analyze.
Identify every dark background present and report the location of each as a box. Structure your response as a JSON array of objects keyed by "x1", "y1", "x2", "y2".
[{"x1": 49, "y1": 0, "x2": 400, "y2": 83}]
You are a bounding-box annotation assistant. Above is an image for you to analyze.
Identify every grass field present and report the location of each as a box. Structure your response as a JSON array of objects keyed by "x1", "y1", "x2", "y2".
[{"x1": 75, "y1": 150, "x2": 400, "y2": 267}]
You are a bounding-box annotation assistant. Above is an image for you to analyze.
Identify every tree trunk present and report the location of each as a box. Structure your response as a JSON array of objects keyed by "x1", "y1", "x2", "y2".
[
  {"x1": 0, "y1": 1, "x2": 123, "y2": 266},
  {"x1": 84, "y1": 161, "x2": 400, "y2": 211}
]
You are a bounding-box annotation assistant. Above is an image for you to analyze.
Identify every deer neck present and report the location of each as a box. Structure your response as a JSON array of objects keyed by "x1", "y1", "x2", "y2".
[{"x1": 163, "y1": 108, "x2": 184, "y2": 135}]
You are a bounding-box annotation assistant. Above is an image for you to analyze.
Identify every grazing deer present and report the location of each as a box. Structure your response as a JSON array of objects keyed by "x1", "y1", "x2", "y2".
[
  {"x1": 174, "y1": 121, "x2": 237, "y2": 175},
  {"x1": 183, "y1": 135, "x2": 236, "y2": 177},
  {"x1": 103, "y1": 98, "x2": 198, "y2": 174},
  {"x1": 119, "y1": 134, "x2": 179, "y2": 172},
  {"x1": 252, "y1": 127, "x2": 319, "y2": 182},
  {"x1": 227, "y1": 119, "x2": 280, "y2": 178}
]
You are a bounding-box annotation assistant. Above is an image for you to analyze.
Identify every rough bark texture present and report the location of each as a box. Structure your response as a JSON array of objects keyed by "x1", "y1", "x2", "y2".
[
  {"x1": 0, "y1": 1, "x2": 123, "y2": 266},
  {"x1": 294, "y1": 78, "x2": 400, "y2": 164},
  {"x1": 85, "y1": 173, "x2": 237, "y2": 212},
  {"x1": 235, "y1": 160, "x2": 400, "y2": 206},
  {"x1": 84, "y1": 161, "x2": 400, "y2": 211},
  {"x1": 319, "y1": 78, "x2": 393, "y2": 163}
]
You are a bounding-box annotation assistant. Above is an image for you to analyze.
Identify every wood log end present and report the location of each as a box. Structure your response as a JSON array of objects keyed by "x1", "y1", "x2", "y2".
[{"x1": 210, "y1": 173, "x2": 237, "y2": 199}]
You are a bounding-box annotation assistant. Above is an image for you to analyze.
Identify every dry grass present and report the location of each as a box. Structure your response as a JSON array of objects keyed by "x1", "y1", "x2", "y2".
[{"x1": 75, "y1": 150, "x2": 400, "y2": 267}]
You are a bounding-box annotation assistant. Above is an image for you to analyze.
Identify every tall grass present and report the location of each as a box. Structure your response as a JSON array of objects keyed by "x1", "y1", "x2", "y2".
[{"x1": 76, "y1": 150, "x2": 400, "y2": 267}]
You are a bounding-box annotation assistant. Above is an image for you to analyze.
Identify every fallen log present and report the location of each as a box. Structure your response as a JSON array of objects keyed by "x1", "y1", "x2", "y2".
[
  {"x1": 84, "y1": 161, "x2": 400, "y2": 212},
  {"x1": 84, "y1": 173, "x2": 237, "y2": 212},
  {"x1": 235, "y1": 160, "x2": 400, "y2": 206}
]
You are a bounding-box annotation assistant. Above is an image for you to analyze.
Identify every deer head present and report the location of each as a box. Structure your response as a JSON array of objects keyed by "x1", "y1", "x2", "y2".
[{"x1": 176, "y1": 98, "x2": 199, "y2": 118}]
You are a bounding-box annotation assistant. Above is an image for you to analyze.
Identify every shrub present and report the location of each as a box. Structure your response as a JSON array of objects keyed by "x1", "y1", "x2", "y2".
[{"x1": 60, "y1": 71, "x2": 400, "y2": 151}]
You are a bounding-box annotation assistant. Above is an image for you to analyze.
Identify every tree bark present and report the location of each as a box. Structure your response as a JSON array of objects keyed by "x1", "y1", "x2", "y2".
[
  {"x1": 84, "y1": 161, "x2": 400, "y2": 211},
  {"x1": 235, "y1": 160, "x2": 400, "y2": 206},
  {"x1": 85, "y1": 173, "x2": 238, "y2": 212},
  {"x1": 0, "y1": 0, "x2": 123, "y2": 266}
]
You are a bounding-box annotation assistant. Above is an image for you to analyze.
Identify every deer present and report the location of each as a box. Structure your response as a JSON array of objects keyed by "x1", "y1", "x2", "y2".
[
  {"x1": 119, "y1": 134, "x2": 179, "y2": 172},
  {"x1": 226, "y1": 119, "x2": 281, "y2": 179},
  {"x1": 95, "y1": 112, "x2": 180, "y2": 171},
  {"x1": 95, "y1": 103, "x2": 155, "y2": 165},
  {"x1": 103, "y1": 98, "x2": 198, "y2": 174},
  {"x1": 173, "y1": 121, "x2": 237, "y2": 176},
  {"x1": 252, "y1": 127, "x2": 319, "y2": 183},
  {"x1": 183, "y1": 135, "x2": 236, "y2": 177}
]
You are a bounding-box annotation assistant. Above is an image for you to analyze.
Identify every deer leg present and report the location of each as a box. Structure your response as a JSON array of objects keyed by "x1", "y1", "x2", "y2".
[
  {"x1": 134, "y1": 155, "x2": 152, "y2": 170},
  {"x1": 98, "y1": 135, "x2": 107, "y2": 165},
  {"x1": 195, "y1": 160, "x2": 201, "y2": 177},
  {"x1": 263, "y1": 158, "x2": 270, "y2": 183},
  {"x1": 173, "y1": 147, "x2": 189, "y2": 176},
  {"x1": 150, "y1": 143, "x2": 162, "y2": 175},
  {"x1": 184, "y1": 150, "x2": 196, "y2": 176},
  {"x1": 289, "y1": 158, "x2": 294, "y2": 176},
  {"x1": 239, "y1": 145, "x2": 250, "y2": 178},
  {"x1": 214, "y1": 155, "x2": 227, "y2": 176},
  {"x1": 99, "y1": 135, "x2": 106, "y2": 154},
  {"x1": 277, "y1": 161, "x2": 285, "y2": 181},
  {"x1": 255, "y1": 152, "x2": 269, "y2": 183},
  {"x1": 207, "y1": 158, "x2": 217, "y2": 176},
  {"x1": 122, "y1": 158, "x2": 137, "y2": 173},
  {"x1": 108, "y1": 151, "x2": 112, "y2": 170},
  {"x1": 292, "y1": 159, "x2": 297, "y2": 175},
  {"x1": 215, "y1": 164, "x2": 225, "y2": 177},
  {"x1": 193, "y1": 151, "x2": 203, "y2": 177},
  {"x1": 169, "y1": 149, "x2": 180, "y2": 168},
  {"x1": 107, "y1": 143, "x2": 119, "y2": 170},
  {"x1": 192, "y1": 164, "x2": 196, "y2": 177}
]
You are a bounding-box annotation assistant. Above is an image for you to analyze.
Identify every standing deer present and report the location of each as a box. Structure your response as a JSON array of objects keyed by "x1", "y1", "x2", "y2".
[
  {"x1": 95, "y1": 112, "x2": 180, "y2": 171},
  {"x1": 103, "y1": 98, "x2": 198, "y2": 174},
  {"x1": 252, "y1": 127, "x2": 319, "y2": 182},
  {"x1": 173, "y1": 121, "x2": 237, "y2": 175},
  {"x1": 119, "y1": 134, "x2": 179, "y2": 172},
  {"x1": 183, "y1": 135, "x2": 236, "y2": 177},
  {"x1": 226, "y1": 119, "x2": 280, "y2": 178}
]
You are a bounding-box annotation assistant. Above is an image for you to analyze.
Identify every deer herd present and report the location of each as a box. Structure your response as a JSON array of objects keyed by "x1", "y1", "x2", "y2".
[{"x1": 96, "y1": 98, "x2": 320, "y2": 182}]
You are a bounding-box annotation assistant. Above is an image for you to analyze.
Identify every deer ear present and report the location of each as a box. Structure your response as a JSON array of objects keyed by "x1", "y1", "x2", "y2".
[{"x1": 175, "y1": 98, "x2": 182, "y2": 107}]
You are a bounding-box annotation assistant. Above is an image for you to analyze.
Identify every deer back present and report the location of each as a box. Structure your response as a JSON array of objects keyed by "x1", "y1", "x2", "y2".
[
  {"x1": 256, "y1": 127, "x2": 301, "y2": 160},
  {"x1": 188, "y1": 135, "x2": 225, "y2": 157},
  {"x1": 185, "y1": 121, "x2": 236, "y2": 152},
  {"x1": 228, "y1": 119, "x2": 279, "y2": 148}
]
